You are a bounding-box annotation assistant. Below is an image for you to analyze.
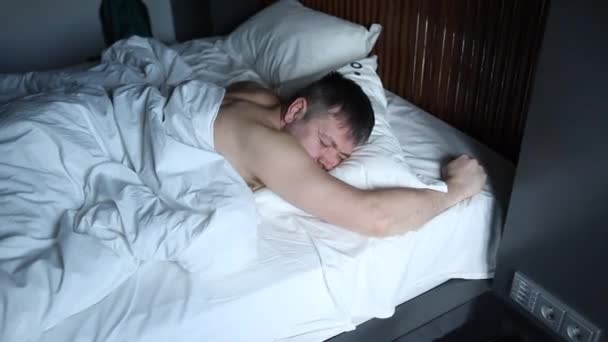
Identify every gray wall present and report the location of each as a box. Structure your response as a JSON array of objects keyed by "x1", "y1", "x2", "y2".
[
  {"x1": 0, "y1": 0, "x2": 105, "y2": 72},
  {"x1": 493, "y1": 0, "x2": 608, "y2": 339},
  {"x1": 0, "y1": 0, "x2": 259, "y2": 72},
  {"x1": 0, "y1": 0, "x2": 175, "y2": 73}
]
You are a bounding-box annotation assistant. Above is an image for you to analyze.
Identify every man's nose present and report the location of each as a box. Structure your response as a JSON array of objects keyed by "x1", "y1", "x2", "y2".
[{"x1": 319, "y1": 156, "x2": 339, "y2": 171}]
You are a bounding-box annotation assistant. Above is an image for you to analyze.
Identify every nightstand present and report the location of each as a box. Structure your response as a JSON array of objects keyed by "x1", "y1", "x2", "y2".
[{"x1": 396, "y1": 291, "x2": 557, "y2": 342}]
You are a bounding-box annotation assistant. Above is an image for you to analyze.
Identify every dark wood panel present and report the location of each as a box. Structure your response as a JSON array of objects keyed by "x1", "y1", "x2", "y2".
[
  {"x1": 171, "y1": 0, "x2": 212, "y2": 41},
  {"x1": 260, "y1": 0, "x2": 548, "y2": 162}
]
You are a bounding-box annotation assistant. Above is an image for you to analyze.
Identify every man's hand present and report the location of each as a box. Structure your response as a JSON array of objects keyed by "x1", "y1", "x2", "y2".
[{"x1": 442, "y1": 155, "x2": 487, "y2": 201}]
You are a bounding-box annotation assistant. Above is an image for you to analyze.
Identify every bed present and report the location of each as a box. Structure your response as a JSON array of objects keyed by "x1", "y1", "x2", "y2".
[{"x1": 0, "y1": 1, "x2": 516, "y2": 341}]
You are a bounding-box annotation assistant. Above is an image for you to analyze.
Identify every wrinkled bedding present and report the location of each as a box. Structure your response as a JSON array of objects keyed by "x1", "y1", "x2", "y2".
[
  {"x1": 0, "y1": 37, "x2": 259, "y2": 341},
  {"x1": 0, "y1": 37, "x2": 507, "y2": 342}
]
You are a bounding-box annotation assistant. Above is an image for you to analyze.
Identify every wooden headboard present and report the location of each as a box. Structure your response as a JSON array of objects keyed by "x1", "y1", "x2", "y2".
[{"x1": 260, "y1": 0, "x2": 548, "y2": 162}]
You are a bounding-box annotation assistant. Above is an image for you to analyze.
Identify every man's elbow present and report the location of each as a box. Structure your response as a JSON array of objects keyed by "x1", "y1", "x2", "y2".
[
  {"x1": 364, "y1": 202, "x2": 418, "y2": 238},
  {"x1": 367, "y1": 216, "x2": 419, "y2": 238},
  {"x1": 364, "y1": 201, "x2": 392, "y2": 237},
  {"x1": 368, "y1": 219, "x2": 389, "y2": 237},
  {"x1": 353, "y1": 191, "x2": 401, "y2": 237}
]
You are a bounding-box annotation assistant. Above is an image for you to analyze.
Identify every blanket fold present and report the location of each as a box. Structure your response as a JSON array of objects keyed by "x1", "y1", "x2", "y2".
[{"x1": 0, "y1": 38, "x2": 258, "y2": 341}]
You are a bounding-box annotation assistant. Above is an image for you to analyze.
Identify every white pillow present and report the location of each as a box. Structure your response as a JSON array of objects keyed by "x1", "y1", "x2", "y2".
[
  {"x1": 224, "y1": 0, "x2": 381, "y2": 86},
  {"x1": 335, "y1": 56, "x2": 402, "y2": 159}
]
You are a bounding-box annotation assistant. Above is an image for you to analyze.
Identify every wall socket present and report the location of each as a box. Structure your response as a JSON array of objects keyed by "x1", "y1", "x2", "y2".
[{"x1": 510, "y1": 272, "x2": 601, "y2": 342}]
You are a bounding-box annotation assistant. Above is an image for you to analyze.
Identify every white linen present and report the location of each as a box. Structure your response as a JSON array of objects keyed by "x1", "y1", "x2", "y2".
[
  {"x1": 385, "y1": 91, "x2": 516, "y2": 208},
  {"x1": 0, "y1": 37, "x2": 513, "y2": 342},
  {"x1": 0, "y1": 37, "x2": 193, "y2": 104},
  {"x1": 0, "y1": 38, "x2": 258, "y2": 341},
  {"x1": 224, "y1": 0, "x2": 381, "y2": 86}
]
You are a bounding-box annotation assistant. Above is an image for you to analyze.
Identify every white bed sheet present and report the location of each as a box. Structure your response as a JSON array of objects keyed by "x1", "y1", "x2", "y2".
[
  {"x1": 37, "y1": 94, "x2": 513, "y2": 342},
  {"x1": 2, "y1": 37, "x2": 515, "y2": 342},
  {"x1": 385, "y1": 91, "x2": 515, "y2": 211},
  {"x1": 40, "y1": 238, "x2": 345, "y2": 342}
]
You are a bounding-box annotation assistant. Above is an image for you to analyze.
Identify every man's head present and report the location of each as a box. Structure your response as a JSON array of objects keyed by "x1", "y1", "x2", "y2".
[{"x1": 281, "y1": 72, "x2": 374, "y2": 170}]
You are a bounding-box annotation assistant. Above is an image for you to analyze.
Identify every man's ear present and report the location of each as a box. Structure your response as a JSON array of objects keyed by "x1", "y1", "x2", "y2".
[{"x1": 284, "y1": 97, "x2": 307, "y2": 124}]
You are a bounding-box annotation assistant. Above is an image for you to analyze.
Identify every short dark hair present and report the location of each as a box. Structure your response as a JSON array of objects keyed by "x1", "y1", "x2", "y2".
[{"x1": 288, "y1": 72, "x2": 374, "y2": 146}]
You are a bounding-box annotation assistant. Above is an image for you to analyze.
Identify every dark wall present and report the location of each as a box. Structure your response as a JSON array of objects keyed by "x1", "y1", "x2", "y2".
[
  {"x1": 493, "y1": 0, "x2": 608, "y2": 339},
  {"x1": 170, "y1": 0, "x2": 259, "y2": 41}
]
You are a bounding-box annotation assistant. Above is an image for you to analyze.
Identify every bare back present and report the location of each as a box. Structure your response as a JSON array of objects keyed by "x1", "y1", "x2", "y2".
[
  {"x1": 213, "y1": 83, "x2": 368, "y2": 229},
  {"x1": 214, "y1": 83, "x2": 345, "y2": 193},
  {"x1": 214, "y1": 90, "x2": 282, "y2": 190}
]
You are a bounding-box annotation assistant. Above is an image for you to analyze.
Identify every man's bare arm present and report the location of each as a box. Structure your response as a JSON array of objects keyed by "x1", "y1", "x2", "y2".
[
  {"x1": 245, "y1": 126, "x2": 486, "y2": 237},
  {"x1": 361, "y1": 155, "x2": 485, "y2": 235}
]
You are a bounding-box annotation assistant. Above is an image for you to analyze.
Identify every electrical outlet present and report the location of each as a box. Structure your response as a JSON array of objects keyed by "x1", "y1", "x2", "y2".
[
  {"x1": 559, "y1": 311, "x2": 601, "y2": 342},
  {"x1": 533, "y1": 294, "x2": 566, "y2": 331},
  {"x1": 510, "y1": 272, "x2": 601, "y2": 342}
]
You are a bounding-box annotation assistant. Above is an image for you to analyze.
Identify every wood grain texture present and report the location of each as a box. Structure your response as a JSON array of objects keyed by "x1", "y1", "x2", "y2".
[{"x1": 260, "y1": 0, "x2": 548, "y2": 162}]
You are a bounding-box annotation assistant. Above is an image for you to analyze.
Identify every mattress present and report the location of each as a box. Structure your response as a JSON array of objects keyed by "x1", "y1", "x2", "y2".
[
  {"x1": 1, "y1": 38, "x2": 514, "y2": 342},
  {"x1": 39, "y1": 98, "x2": 513, "y2": 342}
]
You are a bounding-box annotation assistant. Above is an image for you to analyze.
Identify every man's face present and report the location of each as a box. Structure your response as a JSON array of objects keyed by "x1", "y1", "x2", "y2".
[{"x1": 286, "y1": 115, "x2": 355, "y2": 171}]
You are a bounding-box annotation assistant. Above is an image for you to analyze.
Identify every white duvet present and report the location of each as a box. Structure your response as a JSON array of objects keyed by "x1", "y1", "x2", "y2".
[
  {"x1": 0, "y1": 37, "x2": 505, "y2": 341},
  {"x1": 0, "y1": 38, "x2": 261, "y2": 341}
]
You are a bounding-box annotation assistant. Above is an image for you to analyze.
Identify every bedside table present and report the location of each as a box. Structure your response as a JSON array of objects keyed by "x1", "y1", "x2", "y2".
[{"x1": 396, "y1": 291, "x2": 557, "y2": 342}]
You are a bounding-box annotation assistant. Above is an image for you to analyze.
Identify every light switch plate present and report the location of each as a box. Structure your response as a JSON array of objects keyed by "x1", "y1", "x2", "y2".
[{"x1": 510, "y1": 272, "x2": 601, "y2": 342}]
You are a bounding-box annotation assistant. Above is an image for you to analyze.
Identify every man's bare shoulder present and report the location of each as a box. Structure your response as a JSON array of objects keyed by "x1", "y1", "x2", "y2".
[
  {"x1": 215, "y1": 100, "x2": 377, "y2": 234},
  {"x1": 238, "y1": 117, "x2": 304, "y2": 166},
  {"x1": 224, "y1": 81, "x2": 280, "y2": 108},
  {"x1": 214, "y1": 97, "x2": 291, "y2": 188}
]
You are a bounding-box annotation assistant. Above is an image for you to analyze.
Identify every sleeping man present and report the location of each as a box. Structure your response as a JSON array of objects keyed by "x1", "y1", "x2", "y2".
[
  {"x1": 0, "y1": 69, "x2": 486, "y2": 341},
  {"x1": 215, "y1": 72, "x2": 487, "y2": 237}
]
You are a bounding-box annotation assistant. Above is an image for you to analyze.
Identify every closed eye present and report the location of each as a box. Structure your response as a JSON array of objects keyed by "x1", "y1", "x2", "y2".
[
  {"x1": 318, "y1": 133, "x2": 330, "y2": 147},
  {"x1": 337, "y1": 152, "x2": 349, "y2": 160},
  {"x1": 319, "y1": 130, "x2": 350, "y2": 161}
]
